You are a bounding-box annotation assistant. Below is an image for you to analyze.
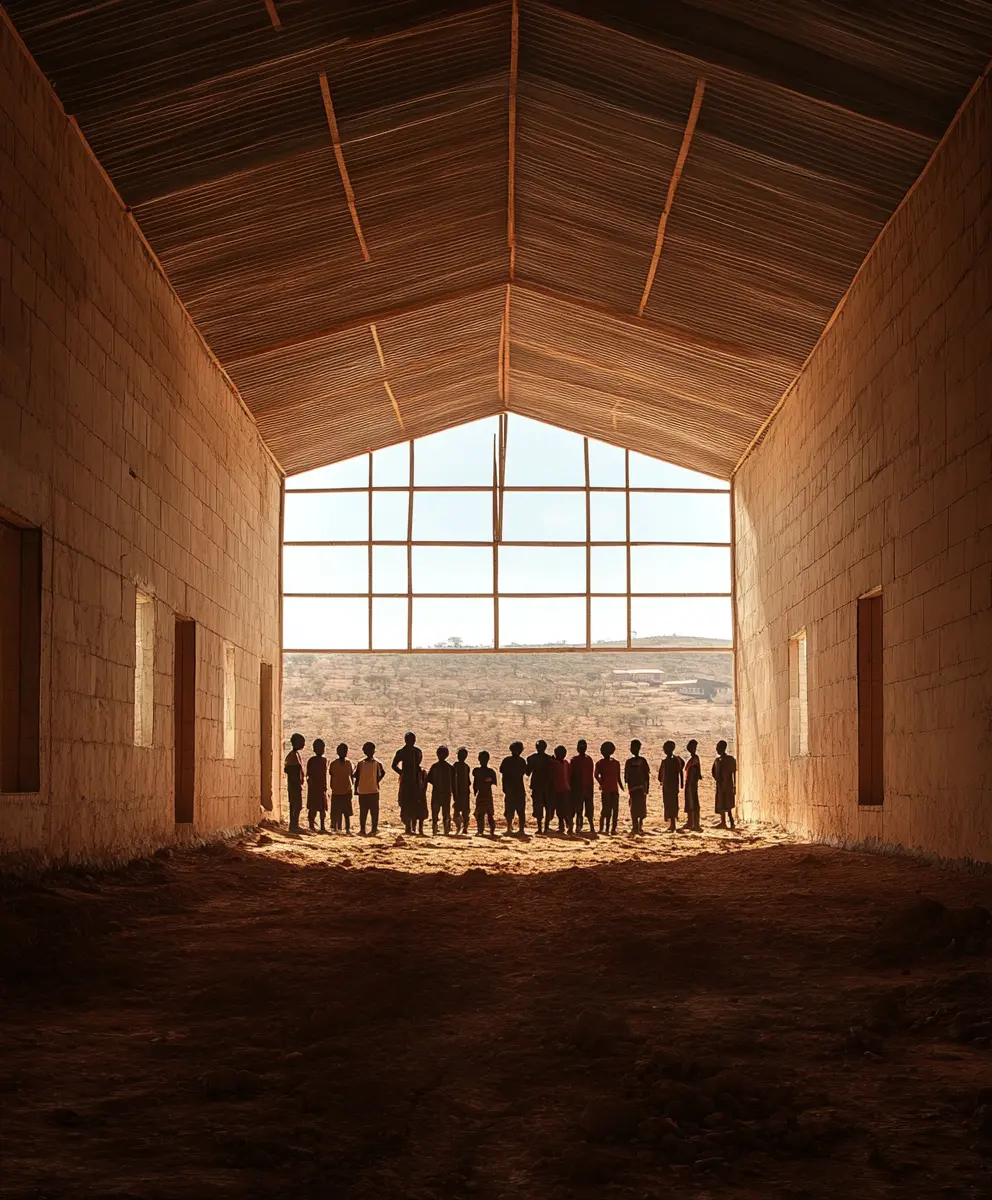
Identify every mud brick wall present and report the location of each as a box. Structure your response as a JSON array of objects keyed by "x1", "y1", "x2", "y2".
[
  {"x1": 734, "y1": 77, "x2": 991, "y2": 863},
  {"x1": 0, "y1": 17, "x2": 282, "y2": 863}
]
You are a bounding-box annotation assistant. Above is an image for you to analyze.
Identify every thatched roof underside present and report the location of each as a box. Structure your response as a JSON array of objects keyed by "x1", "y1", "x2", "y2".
[{"x1": 8, "y1": 0, "x2": 992, "y2": 477}]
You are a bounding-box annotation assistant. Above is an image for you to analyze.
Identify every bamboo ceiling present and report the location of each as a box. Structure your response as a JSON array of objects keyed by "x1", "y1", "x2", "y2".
[{"x1": 8, "y1": 0, "x2": 991, "y2": 477}]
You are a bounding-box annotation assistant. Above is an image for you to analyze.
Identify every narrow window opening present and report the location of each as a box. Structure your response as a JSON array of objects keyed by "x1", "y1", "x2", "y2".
[
  {"x1": 858, "y1": 592, "x2": 883, "y2": 806},
  {"x1": 259, "y1": 662, "x2": 273, "y2": 810},
  {"x1": 0, "y1": 517, "x2": 41, "y2": 793},
  {"x1": 133, "y1": 592, "x2": 154, "y2": 747},
  {"x1": 223, "y1": 642, "x2": 236, "y2": 759},
  {"x1": 789, "y1": 630, "x2": 809, "y2": 757},
  {"x1": 174, "y1": 618, "x2": 196, "y2": 824}
]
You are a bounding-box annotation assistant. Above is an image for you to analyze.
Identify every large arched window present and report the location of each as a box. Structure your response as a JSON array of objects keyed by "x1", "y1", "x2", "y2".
[{"x1": 283, "y1": 415, "x2": 731, "y2": 653}]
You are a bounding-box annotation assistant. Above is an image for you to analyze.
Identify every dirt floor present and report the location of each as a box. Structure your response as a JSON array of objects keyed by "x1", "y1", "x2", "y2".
[{"x1": 2, "y1": 823, "x2": 990, "y2": 1200}]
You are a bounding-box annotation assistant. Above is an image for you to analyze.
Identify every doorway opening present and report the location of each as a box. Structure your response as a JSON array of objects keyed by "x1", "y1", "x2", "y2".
[
  {"x1": 174, "y1": 618, "x2": 196, "y2": 824},
  {"x1": 857, "y1": 592, "x2": 883, "y2": 806},
  {"x1": 0, "y1": 516, "x2": 41, "y2": 793}
]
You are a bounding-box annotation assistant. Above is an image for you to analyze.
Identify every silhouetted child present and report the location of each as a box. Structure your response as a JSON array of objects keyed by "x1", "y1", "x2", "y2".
[
  {"x1": 658, "y1": 740, "x2": 684, "y2": 833},
  {"x1": 569, "y1": 739, "x2": 595, "y2": 833},
  {"x1": 284, "y1": 732, "x2": 305, "y2": 834},
  {"x1": 354, "y1": 741, "x2": 384, "y2": 836},
  {"x1": 306, "y1": 738, "x2": 328, "y2": 832},
  {"x1": 427, "y1": 745, "x2": 455, "y2": 835},
  {"x1": 712, "y1": 740, "x2": 737, "y2": 829},
  {"x1": 551, "y1": 745, "x2": 573, "y2": 834},
  {"x1": 329, "y1": 743, "x2": 355, "y2": 833},
  {"x1": 473, "y1": 750, "x2": 497, "y2": 836},
  {"x1": 452, "y1": 746, "x2": 472, "y2": 834},
  {"x1": 527, "y1": 739, "x2": 554, "y2": 833},
  {"x1": 624, "y1": 739, "x2": 650, "y2": 835},
  {"x1": 595, "y1": 741, "x2": 623, "y2": 835},
  {"x1": 500, "y1": 740, "x2": 530, "y2": 834},
  {"x1": 684, "y1": 739, "x2": 702, "y2": 832},
  {"x1": 392, "y1": 731, "x2": 423, "y2": 835},
  {"x1": 417, "y1": 765, "x2": 429, "y2": 835}
]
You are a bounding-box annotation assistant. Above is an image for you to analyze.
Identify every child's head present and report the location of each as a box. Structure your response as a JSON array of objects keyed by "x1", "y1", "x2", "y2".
[
  {"x1": 577, "y1": 738, "x2": 587, "y2": 754},
  {"x1": 290, "y1": 732, "x2": 305, "y2": 750},
  {"x1": 687, "y1": 739, "x2": 698, "y2": 754},
  {"x1": 404, "y1": 730, "x2": 416, "y2": 746},
  {"x1": 436, "y1": 745, "x2": 449, "y2": 760},
  {"x1": 337, "y1": 742, "x2": 348, "y2": 759},
  {"x1": 362, "y1": 740, "x2": 375, "y2": 757},
  {"x1": 717, "y1": 740, "x2": 728, "y2": 754},
  {"x1": 510, "y1": 740, "x2": 524, "y2": 756},
  {"x1": 313, "y1": 738, "x2": 326, "y2": 755},
  {"x1": 536, "y1": 739, "x2": 547, "y2": 752},
  {"x1": 456, "y1": 746, "x2": 468, "y2": 761},
  {"x1": 663, "y1": 740, "x2": 676, "y2": 756},
  {"x1": 630, "y1": 738, "x2": 641, "y2": 755},
  {"x1": 554, "y1": 744, "x2": 567, "y2": 759},
  {"x1": 600, "y1": 740, "x2": 615, "y2": 758},
  {"x1": 478, "y1": 750, "x2": 490, "y2": 765}
]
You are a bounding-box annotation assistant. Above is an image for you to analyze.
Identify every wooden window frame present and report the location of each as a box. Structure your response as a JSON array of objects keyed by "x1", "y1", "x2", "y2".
[{"x1": 282, "y1": 433, "x2": 733, "y2": 655}]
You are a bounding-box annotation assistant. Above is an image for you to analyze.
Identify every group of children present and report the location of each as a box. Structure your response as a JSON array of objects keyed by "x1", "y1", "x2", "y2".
[{"x1": 283, "y1": 732, "x2": 738, "y2": 839}]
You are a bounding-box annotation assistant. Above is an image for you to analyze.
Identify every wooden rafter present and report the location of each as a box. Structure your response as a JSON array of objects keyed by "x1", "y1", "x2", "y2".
[
  {"x1": 497, "y1": 307, "x2": 506, "y2": 403},
  {"x1": 263, "y1": 0, "x2": 281, "y2": 30},
  {"x1": 639, "y1": 76, "x2": 705, "y2": 317},
  {"x1": 507, "y1": 0, "x2": 520, "y2": 279},
  {"x1": 502, "y1": 284, "x2": 512, "y2": 407},
  {"x1": 369, "y1": 324, "x2": 405, "y2": 430},
  {"x1": 319, "y1": 71, "x2": 371, "y2": 262}
]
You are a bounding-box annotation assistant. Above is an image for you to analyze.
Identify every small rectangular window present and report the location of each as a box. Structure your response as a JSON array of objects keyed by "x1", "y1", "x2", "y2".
[
  {"x1": 858, "y1": 593, "x2": 883, "y2": 805},
  {"x1": 498, "y1": 546, "x2": 585, "y2": 593},
  {"x1": 412, "y1": 598, "x2": 493, "y2": 648},
  {"x1": 283, "y1": 492, "x2": 369, "y2": 542},
  {"x1": 0, "y1": 517, "x2": 41, "y2": 792},
  {"x1": 412, "y1": 546, "x2": 493, "y2": 594},
  {"x1": 223, "y1": 642, "x2": 236, "y2": 759},
  {"x1": 372, "y1": 598, "x2": 408, "y2": 649},
  {"x1": 133, "y1": 591, "x2": 154, "y2": 747},
  {"x1": 283, "y1": 545, "x2": 368, "y2": 594},
  {"x1": 283, "y1": 597, "x2": 369, "y2": 649},
  {"x1": 413, "y1": 490, "x2": 493, "y2": 541},
  {"x1": 498, "y1": 598, "x2": 586, "y2": 647},
  {"x1": 789, "y1": 630, "x2": 809, "y2": 757}
]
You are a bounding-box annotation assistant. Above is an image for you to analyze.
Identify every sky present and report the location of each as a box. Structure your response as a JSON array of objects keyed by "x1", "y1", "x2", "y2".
[{"x1": 283, "y1": 415, "x2": 731, "y2": 649}]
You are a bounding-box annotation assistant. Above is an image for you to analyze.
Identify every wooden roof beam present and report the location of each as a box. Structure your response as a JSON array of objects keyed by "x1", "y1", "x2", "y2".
[
  {"x1": 542, "y1": 0, "x2": 952, "y2": 139},
  {"x1": 639, "y1": 76, "x2": 705, "y2": 316},
  {"x1": 319, "y1": 71, "x2": 371, "y2": 262},
  {"x1": 507, "y1": 0, "x2": 519, "y2": 280},
  {"x1": 369, "y1": 323, "x2": 406, "y2": 431}
]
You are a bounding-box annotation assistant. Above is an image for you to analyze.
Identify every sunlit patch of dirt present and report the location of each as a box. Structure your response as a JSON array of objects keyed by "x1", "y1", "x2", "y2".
[{"x1": 248, "y1": 816, "x2": 795, "y2": 874}]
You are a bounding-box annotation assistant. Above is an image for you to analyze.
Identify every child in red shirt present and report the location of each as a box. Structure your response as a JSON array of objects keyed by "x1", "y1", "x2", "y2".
[{"x1": 595, "y1": 741, "x2": 624, "y2": 835}]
